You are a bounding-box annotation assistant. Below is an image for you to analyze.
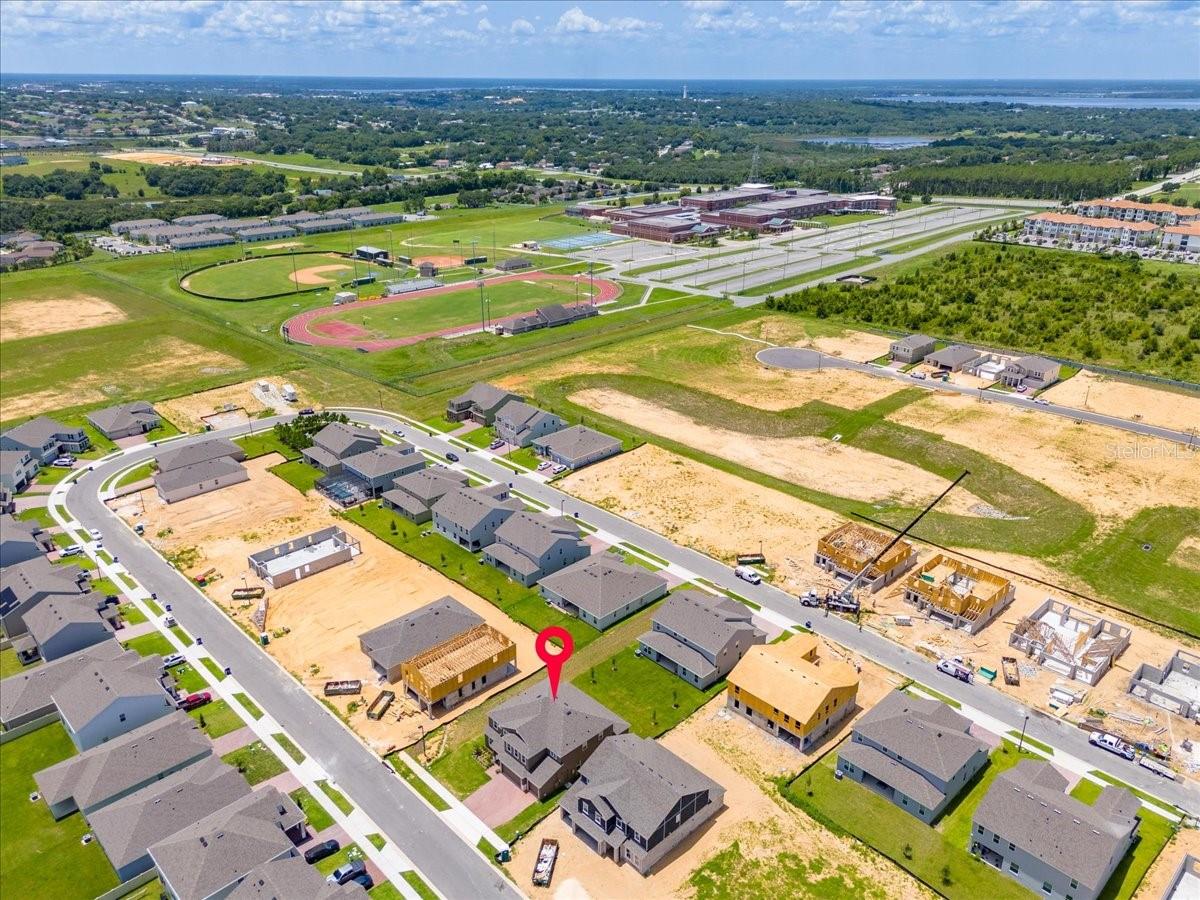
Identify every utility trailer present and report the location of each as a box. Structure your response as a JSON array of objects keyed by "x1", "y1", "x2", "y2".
[{"x1": 532, "y1": 839, "x2": 559, "y2": 887}]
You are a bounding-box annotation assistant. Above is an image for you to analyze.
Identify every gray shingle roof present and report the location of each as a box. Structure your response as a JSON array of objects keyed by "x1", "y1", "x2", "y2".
[
  {"x1": 839, "y1": 741, "x2": 947, "y2": 809},
  {"x1": 390, "y1": 468, "x2": 468, "y2": 502},
  {"x1": 228, "y1": 857, "x2": 364, "y2": 900},
  {"x1": 1, "y1": 554, "x2": 86, "y2": 607},
  {"x1": 2, "y1": 415, "x2": 75, "y2": 449},
  {"x1": 359, "y1": 596, "x2": 484, "y2": 670},
  {"x1": 149, "y1": 787, "x2": 305, "y2": 900},
  {"x1": 531, "y1": 425, "x2": 620, "y2": 462},
  {"x1": 87, "y1": 402, "x2": 159, "y2": 436},
  {"x1": 892, "y1": 334, "x2": 934, "y2": 351},
  {"x1": 925, "y1": 345, "x2": 981, "y2": 368},
  {"x1": 312, "y1": 422, "x2": 380, "y2": 457},
  {"x1": 51, "y1": 651, "x2": 170, "y2": 732},
  {"x1": 0, "y1": 642, "x2": 127, "y2": 723},
  {"x1": 650, "y1": 590, "x2": 761, "y2": 657},
  {"x1": 156, "y1": 437, "x2": 241, "y2": 472},
  {"x1": 432, "y1": 486, "x2": 522, "y2": 531},
  {"x1": 491, "y1": 681, "x2": 628, "y2": 761},
  {"x1": 495, "y1": 400, "x2": 559, "y2": 436},
  {"x1": 564, "y1": 733, "x2": 722, "y2": 837},
  {"x1": 538, "y1": 554, "x2": 667, "y2": 620},
  {"x1": 154, "y1": 456, "x2": 246, "y2": 494},
  {"x1": 89, "y1": 757, "x2": 251, "y2": 873},
  {"x1": 852, "y1": 690, "x2": 987, "y2": 781},
  {"x1": 449, "y1": 382, "x2": 521, "y2": 414},
  {"x1": 24, "y1": 592, "x2": 114, "y2": 646},
  {"x1": 973, "y1": 760, "x2": 1139, "y2": 891},
  {"x1": 342, "y1": 444, "x2": 417, "y2": 478},
  {"x1": 637, "y1": 630, "x2": 717, "y2": 682},
  {"x1": 493, "y1": 513, "x2": 583, "y2": 558},
  {"x1": 35, "y1": 712, "x2": 211, "y2": 813}
]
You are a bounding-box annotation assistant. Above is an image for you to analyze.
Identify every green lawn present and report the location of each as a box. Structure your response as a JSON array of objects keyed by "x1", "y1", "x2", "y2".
[
  {"x1": 15, "y1": 505, "x2": 56, "y2": 528},
  {"x1": 316, "y1": 779, "x2": 355, "y2": 815},
  {"x1": 236, "y1": 430, "x2": 302, "y2": 461},
  {"x1": 274, "y1": 733, "x2": 306, "y2": 764},
  {"x1": 505, "y1": 446, "x2": 541, "y2": 470},
  {"x1": 290, "y1": 786, "x2": 335, "y2": 832},
  {"x1": 688, "y1": 839, "x2": 892, "y2": 900},
  {"x1": 314, "y1": 842, "x2": 366, "y2": 877},
  {"x1": 367, "y1": 833, "x2": 387, "y2": 851},
  {"x1": 169, "y1": 625, "x2": 194, "y2": 647},
  {"x1": 170, "y1": 661, "x2": 209, "y2": 694},
  {"x1": 460, "y1": 426, "x2": 495, "y2": 448},
  {"x1": 309, "y1": 276, "x2": 614, "y2": 342},
  {"x1": 571, "y1": 645, "x2": 725, "y2": 737},
  {"x1": 186, "y1": 252, "x2": 353, "y2": 300},
  {"x1": 428, "y1": 735, "x2": 492, "y2": 799},
  {"x1": 118, "y1": 602, "x2": 148, "y2": 625},
  {"x1": 143, "y1": 597, "x2": 165, "y2": 617},
  {"x1": 113, "y1": 460, "x2": 156, "y2": 489},
  {"x1": 200, "y1": 656, "x2": 228, "y2": 681},
  {"x1": 234, "y1": 691, "x2": 265, "y2": 720},
  {"x1": 401, "y1": 871, "x2": 440, "y2": 900},
  {"x1": 1069, "y1": 779, "x2": 1177, "y2": 900},
  {"x1": 221, "y1": 740, "x2": 287, "y2": 785},
  {"x1": 0, "y1": 645, "x2": 38, "y2": 678},
  {"x1": 1005, "y1": 730, "x2": 1054, "y2": 756},
  {"x1": 122, "y1": 631, "x2": 176, "y2": 658},
  {"x1": 389, "y1": 754, "x2": 451, "y2": 811},
  {"x1": 781, "y1": 742, "x2": 1036, "y2": 900},
  {"x1": 189, "y1": 699, "x2": 245, "y2": 739},
  {"x1": 369, "y1": 883, "x2": 405, "y2": 900},
  {"x1": 495, "y1": 790, "x2": 565, "y2": 844},
  {"x1": 0, "y1": 723, "x2": 119, "y2": 899},
  {"x1": 268, "y1": 459, "x2": 324, "y2": 494}
]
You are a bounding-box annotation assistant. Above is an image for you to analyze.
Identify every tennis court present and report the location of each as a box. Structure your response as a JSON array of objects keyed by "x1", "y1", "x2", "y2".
[{"x1": 542, "y1": 232, "x2": 627, "y2": 251}]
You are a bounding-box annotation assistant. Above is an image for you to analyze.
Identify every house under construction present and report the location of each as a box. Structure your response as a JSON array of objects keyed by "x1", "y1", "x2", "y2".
[
  {"x1": 1009, "y1": 598, "x2": 1131, "y2": 686},
  {"x1": 902, "y1": 555, "x2": 1014, "y2": 634},
  {"x1": 814, "y1": 522, "x2": 917, "y2": 593},
  {"x1": 399, "y1": 623, "x2": 516, "y2": 714}
]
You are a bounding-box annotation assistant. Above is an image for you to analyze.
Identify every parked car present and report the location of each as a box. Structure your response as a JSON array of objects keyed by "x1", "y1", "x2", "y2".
[
  {"x1": 162, "y1": 653, "x2": 185, "y2": 668},
  {"x1": 799, "y1": 590, "x2": 821, "y2": 608},
  {"x1": 390, "y1": 427, "x2": 404, "y2": 436},
  {"x1": 303, "y1": 839, "x2": 340, "y2": 865},
  {"x1": 909, "y1": 372, "x2": 927, "y2": 380},
  {"x1": 489, "y1": 439, "x2": 505, "y2": 450},
  {"x1": 163, "y1": 615, "x2": 178, "y2": 628},
  {"x1": 551, "y1": 464, "x2": 568, "y2": 474},
  {"x1": 180, "y1": 691, "x2": 212, "y2": 711},
  {"x1": 52, "y1": 458, "x2": 75, "y2": 468},
  {"x1": 445, "y1": 452, "x2": 460, "y2": 463},
  {"x1": 326, "y1": 860, "x2": 367, "y2": 886},
  {"x1": 350, "y1": 873, "x2": 374, "y2": 890},
  {"x1": 1034, "y1": 398, "x2": 1050, "y2": 406},
  {"x1": 1090, "y1": 731, "x2": 1136, "y2": 761},
  {"x1": 88, "y1": 528, "x2": 103, "y2": 540},
  {"x1": 733, "y1": 565, "x2": 762, "y2": 585},
  {"x1": 297, "y1": 407, "x2": 315, "y2": 416},
  {"x1": 536, "y1": 461, "x2": 552, "y2": 471},
  {"x1": 59, "y1": 544, "x2": 83, "y2": 557}
]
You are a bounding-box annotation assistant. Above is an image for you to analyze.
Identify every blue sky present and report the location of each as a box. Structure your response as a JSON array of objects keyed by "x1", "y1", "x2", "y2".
[{"x1": 2, "y1": 0, "x2": 1198, "y2": 80}]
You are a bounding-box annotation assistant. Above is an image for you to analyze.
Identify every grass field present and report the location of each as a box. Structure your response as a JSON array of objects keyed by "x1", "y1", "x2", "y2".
[
  {"x1": 428, "y1": 735, "x2": 492, "y2": 799},
  {"x1": 0, "y1": 723, "x2": 119, "y2": 899},
  {"x1": 189, "y1": 699, "x2": 244, "y2": 739},
  {"x1": 269, "y1": 459, "x2": 323, "y2": 494},
  {"x1": 289, "y1": 786, "x2": 335, "y2": 832},
  {"x1": 185, "y1": 252, "x2": 356, "y2": 300},
  {"x1": 274, "y1": 733, "x2": 306, "y2": 764},
  {"x1": 317, "y1": 779, "x2": 355, "y2": 815},
  {"x1": 0, "y1": 646, "x2": 36, "y2": 678},
  {"x1": 221, "y1": 740, "x2": 286, "y2": 785},
  {"x1": 234, "y1": 691, "x2": 265, "y2": 720},
  {"x1": 169, "y1": 660, "x2": 209, "y2": 694},
  {"x1": 122, "y1": 631, "x2": 176, "y2": 657},
  {"x1": 307, "y1": 276, "x2": 611, "y2": 341}
]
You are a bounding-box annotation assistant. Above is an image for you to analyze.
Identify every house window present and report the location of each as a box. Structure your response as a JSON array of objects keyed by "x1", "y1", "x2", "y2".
[
  {"x1": 977, "y1": 825, "x2": 984, "y2": 834},
  {"x1": 1009, "y1": 842, "x2": 1015, "y2": 851},
  {"x1": 1069, "y1": 883, "x2": 1077, "y2": 891},
  {"x1": 118, "y1": 713, "x2": 127, "y2": 722},
  {"x1": 992, "y1": 834, "x2": 999, "y2": 844},
  {"x1": 1010, "y1": 863, "x2": 1019, "y2": 874},
  {"x1": 1042, "y1": 882, "x2": 1053, "y2": 895}
]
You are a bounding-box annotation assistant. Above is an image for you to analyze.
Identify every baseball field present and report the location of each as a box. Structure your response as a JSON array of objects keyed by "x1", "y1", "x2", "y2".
[{"x1": 182, "y1": 252, "x2": 373, "y2": 299}]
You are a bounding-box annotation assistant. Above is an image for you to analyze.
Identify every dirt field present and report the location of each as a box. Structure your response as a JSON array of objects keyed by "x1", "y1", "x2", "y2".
[
  {"x1": 104, "y1": 151, "x2": 246, "y2": 167},
  {"x1": 156, "y1": 378, "x2": 274, "y2": 432},
  {"x1": 511, "y1": 656, "x2": 923, "y2": 900},
  {"x1": 1, "y1": 295, "x2": 128, "y2": 341},
  {"x1": 113, "y1": 459, "x2": 542, "y2": 754},
  {"x1": 1136, "y1": 825, "x2": 1200, "y2": 900},
  {"x1": 290, "y1": 262, "x2": 352, "y2": 286},
  {"x1": 2, "y1": 337, "x2": 246, "y2": 420},
  {"x1": 1041, "y1": 369, "x2": 1200, "y2": 435},
  {"x1": 886, "y1": 390, "x2": 1200, "y2": 524},
  {"x1": 413, "y1": 255, "x2": 463, "y2": 268},
  {"x1": 263, "y1": 241, "x2": 306, "y2": 250},
  {"x1": 569, "y1": 388, "x2": 989, "y2": 515}
]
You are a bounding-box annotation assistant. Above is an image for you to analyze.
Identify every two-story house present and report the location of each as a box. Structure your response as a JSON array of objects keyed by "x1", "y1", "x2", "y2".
[
  {"x1": 971, "y1": 760, "x2": 1139, "y2": 900},
  {"x1": 486, "y1": 682, "x2": 629, "y2": 800},
  {"x1": 540, "y1": 553, "x2": 669, "y2": 630},
  {"x1": 492, "y1": 401, "x2": 566, "y2": 448},
  {"x1": 0, "y1": 447, "x2": 40, "y2": 492},
  {"x1": 559, "y1": 733, "x2": 725, "y2": 875},
  {"x1": 340, "y1": 443, "x2": 423, "y2": 495},
  {"x1": 51, "y1": 651, "x2": 176, "y2": 750},
  {"x1": 999, "y1": 355, "x2": 1062, "y2": 391},
  {"x1": 431, "y1": 485, "x2": 523, "y2": 551},
  {"x1": 446, "y1": 383, "x2": 524, "y2": 425},
  {"x1": 300, "y1": 422, "x2": 381, "y2": 474},
  {"x1": 836, "y1": 690, "x2": 989, "y2": 823},
  {"x1": 1, "y1": 415, "x2": 90, "y2": 464},
  {"x1": 482, "y1": 512, "x2": 590, "y2": 586},
  {"x1": 637, "y1": 590, "x2": 766, "y2": 689},
  {"x1": 382, "y1": 468, "x2": 470, "y2": 523}
]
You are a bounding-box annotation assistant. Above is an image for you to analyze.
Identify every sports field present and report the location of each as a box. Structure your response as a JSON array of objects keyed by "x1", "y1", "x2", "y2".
[
  {"x1": 290, "y1": 272, "x2": 621, "y2": 349},
  {"x1": 183, "y1": 252, "x2": 365, "y2": 299}
]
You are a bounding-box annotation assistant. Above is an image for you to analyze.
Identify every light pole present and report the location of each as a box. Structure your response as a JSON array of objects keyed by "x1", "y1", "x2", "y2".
[
  {"x1": 1017, "y1": 707, "x2": 1030, "y2": 754},
  {"x1": 478, "y1": 280, "x2": 485, "y2": 331},
  {"x1": 385, "y1": 229, "x2": 393, "y2": 262}
]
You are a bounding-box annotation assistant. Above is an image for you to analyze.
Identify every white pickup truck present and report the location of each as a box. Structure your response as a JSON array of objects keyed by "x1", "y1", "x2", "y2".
[{"x1": 1089, "y1": 731, "x2": 1136, "y2": 761}]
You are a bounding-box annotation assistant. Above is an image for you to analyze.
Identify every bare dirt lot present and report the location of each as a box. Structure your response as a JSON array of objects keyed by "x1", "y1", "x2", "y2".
[
  {"x1": 156, "y1": 378, "x2": 274, "y2": 433},
  {"x1": 413, "y1": 255, "x2": 464, "y2": 268},
  {"x1": 511, "y1": 655, "x2": 925, "y2": 900},
  {"x1": 113, "y1": 459, "x2": 542, "y2": 754},
  {"x1": 1041, "y1": 369, "x2": 1200, "y2": 435},
  {"x1": 104, "y1": 151, "x2": 245, "y2": 167},
  {"x1": 1, "y1": 295, "x2": 128, "y2": 342},
  {"x1": 290, "y1": 262, "x2": 352, "y2": 286},
  {"x1": 569, "y1": 387, "x2": 988, "y2": 516},
  {"x1": 886, "y1": 390, "x2": 1200, "y2": 524}
]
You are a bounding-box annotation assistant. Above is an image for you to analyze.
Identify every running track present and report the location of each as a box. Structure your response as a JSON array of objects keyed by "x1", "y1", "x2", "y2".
[{"x1": 282, "y1": 272, "x2": 621, "y2": 351}]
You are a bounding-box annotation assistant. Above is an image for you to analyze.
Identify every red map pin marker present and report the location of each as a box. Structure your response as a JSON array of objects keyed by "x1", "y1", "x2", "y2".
[{"x1": 535, "y1": 626, "x2": 574, "y2": 700}]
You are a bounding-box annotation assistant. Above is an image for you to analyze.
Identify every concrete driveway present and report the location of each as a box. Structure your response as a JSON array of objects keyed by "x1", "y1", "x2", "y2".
[{"x1": 465, "y1": 767, "x2": 535, "y2": 828}]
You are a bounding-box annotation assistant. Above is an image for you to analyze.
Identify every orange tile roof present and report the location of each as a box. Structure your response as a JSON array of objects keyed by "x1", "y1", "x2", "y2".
[
  {"x1": 1164, "y1": 222, "x2": 1200, "y2": 237},
  {"x1": 1027, "y1": 212, "x2": 1157, "y2": 230},
  {"x1": 1084, "y1": 198, "x2": 1195, "y2": 216}
]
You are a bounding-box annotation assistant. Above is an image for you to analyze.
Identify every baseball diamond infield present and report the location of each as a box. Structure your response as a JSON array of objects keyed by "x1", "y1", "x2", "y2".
[{"x1": 283, "y1": 272, "x2": 622, "y2": 350}]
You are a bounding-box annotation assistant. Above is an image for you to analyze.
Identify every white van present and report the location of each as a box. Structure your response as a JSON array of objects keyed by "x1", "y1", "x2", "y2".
[{"x1": 733, "y1": 565, "x2": 762, "y2": 585}]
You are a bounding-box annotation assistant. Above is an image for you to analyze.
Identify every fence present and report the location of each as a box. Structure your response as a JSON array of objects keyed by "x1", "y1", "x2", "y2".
[{"x1": 0, "y1": 712, "x2": 60, "y2": 745}]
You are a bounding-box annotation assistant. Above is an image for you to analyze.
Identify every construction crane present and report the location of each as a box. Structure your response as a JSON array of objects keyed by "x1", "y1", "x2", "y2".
[{"x1": 835, "y1": 469, "x2": 971, "y2": 605}]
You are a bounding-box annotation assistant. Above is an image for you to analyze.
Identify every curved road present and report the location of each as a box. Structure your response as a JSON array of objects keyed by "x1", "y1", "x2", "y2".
[
  {"x1": 66, "y1": 419, "x2": 520, "y2": 900},
  {"x1": 757, "y1": 346, "x2": 1200, "y2": 447}
]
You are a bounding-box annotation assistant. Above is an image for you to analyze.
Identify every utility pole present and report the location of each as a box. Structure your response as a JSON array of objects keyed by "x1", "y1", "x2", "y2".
[{"x1": 290, "y1": 249, "x2": 298, "y2": 294}]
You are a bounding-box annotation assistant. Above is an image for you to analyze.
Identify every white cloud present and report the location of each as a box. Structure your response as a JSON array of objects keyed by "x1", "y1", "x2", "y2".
[
  {"x1": 476, "y1": 16, "x2": 493, "y2": 31},
  {"x1": 554, "y1": 5, "x2": 659, "y2": 35},
  {"x1": 510, "y1": 16, "x2": 535, "y2": 34}
]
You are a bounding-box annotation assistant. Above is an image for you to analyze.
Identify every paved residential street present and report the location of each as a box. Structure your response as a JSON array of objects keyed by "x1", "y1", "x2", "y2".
[{"x1": 65, "y1": 423, "x2": 521, "y2": 900}]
